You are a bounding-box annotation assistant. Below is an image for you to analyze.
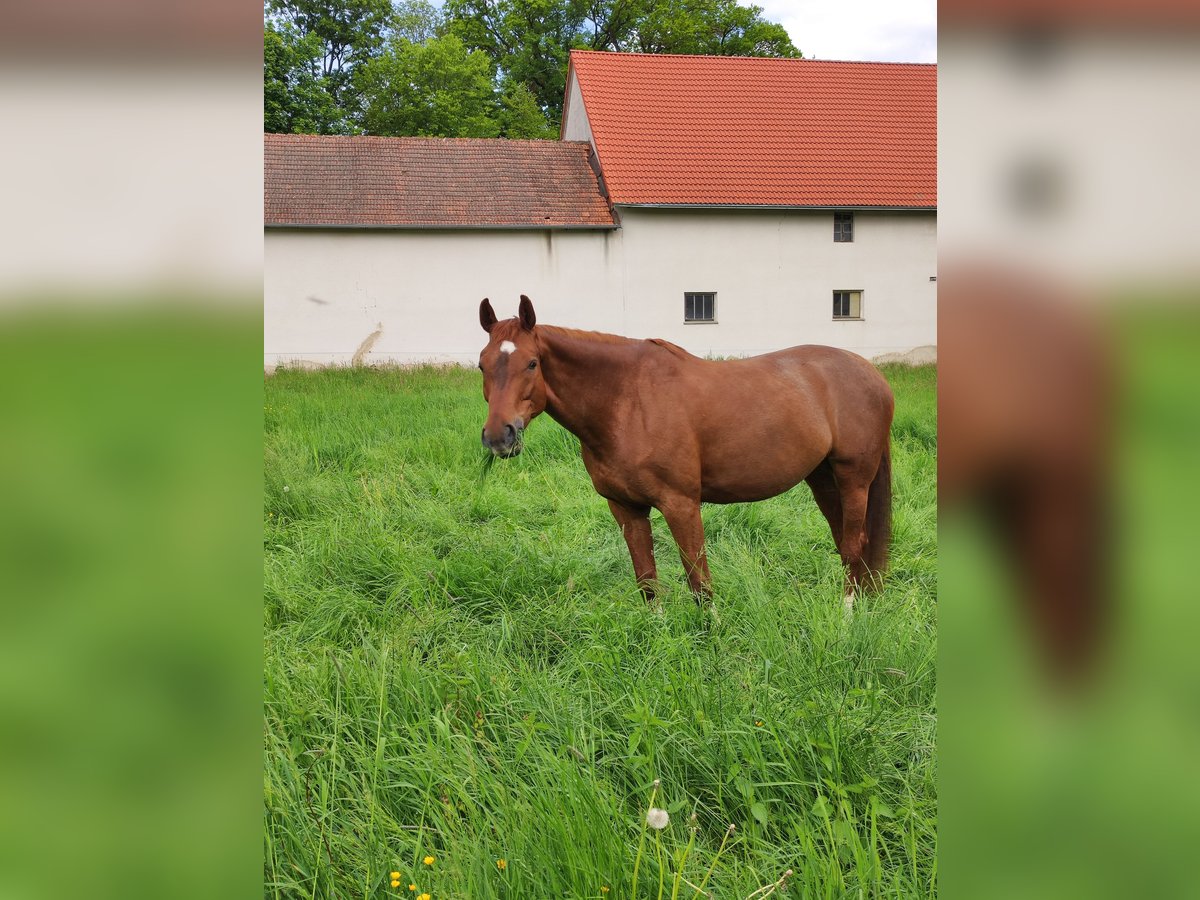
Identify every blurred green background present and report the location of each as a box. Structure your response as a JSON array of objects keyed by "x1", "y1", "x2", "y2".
[
  {"x1": 0, "y1": 303, "x2": 262, "y2": 900},
  {"x1": 939, "y1": 306, "x2": 1200, "y2": 898}
]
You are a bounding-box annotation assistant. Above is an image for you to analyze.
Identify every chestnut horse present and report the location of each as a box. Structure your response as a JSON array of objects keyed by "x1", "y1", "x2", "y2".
[{"x1": 477, "y1": 296, "x2": 895, "y2": 609}]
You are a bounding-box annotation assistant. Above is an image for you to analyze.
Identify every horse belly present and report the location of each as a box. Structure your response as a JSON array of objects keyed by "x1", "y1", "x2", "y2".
[{"x1": 698, "y1": 434, "x2": 829, "y2": 504}]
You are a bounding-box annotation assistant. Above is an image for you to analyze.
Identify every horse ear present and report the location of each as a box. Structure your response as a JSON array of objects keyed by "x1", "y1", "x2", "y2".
[
  {"x1": 518, "y1": 294, "x2": 536, "y2": 331},
  {"x1": 479, "y1": 298, "x2": 497, "y2": 333}
]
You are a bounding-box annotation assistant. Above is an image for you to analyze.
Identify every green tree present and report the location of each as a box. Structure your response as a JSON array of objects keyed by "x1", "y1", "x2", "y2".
[
  {"x1": 266, "y1": 0, "x2": 395, "y2": 108},
  {"x1": 393, "y1": 0, "x2": 446, "y2": 43},
  {"x1": 357, "y1": 34, "x2": 503, "y2": 138},
  {"x1": 445, "y1": 0, "x2": 800, "y2": 125},
  {"x1": 264, "y1": 0, "x2": 799, "y2": 137},
  {"x1": 446, "y1": 0, "x2": 581, "y2": 128},
  {"x1": 264, "y1": 21, "x2": 345, "y2": 133},
  {"x1": 498, "y1": 77, "x2": 557, "y2": 138},
  {"x1": 635, "y1": 0, "x2": 798, "y2": 56}
]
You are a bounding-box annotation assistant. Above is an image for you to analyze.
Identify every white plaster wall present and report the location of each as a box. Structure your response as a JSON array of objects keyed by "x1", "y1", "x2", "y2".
[
  {"x1": 560, "y1": 71, "x2": 593, "y2": 146},
  {"x1": 940, "y1": 33, "x2": 1200, "y2": 285},
  {"x1": 264, "y1": 208, "x2": 936, "y2": 366},
  {"x1": 265, "y1": 228, "x2": 623, "y2": 366},
  {"x1": 1, "y1": 68, "x2": 261, "y2": 295},
  {"x1": 617, "y1": 208, "x2": 937, "y2": 360}
]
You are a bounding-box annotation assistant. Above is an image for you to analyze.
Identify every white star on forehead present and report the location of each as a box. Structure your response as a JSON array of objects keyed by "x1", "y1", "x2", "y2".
[{"x1": 499, "y1": 341, "x2": 516, "y2": 354}]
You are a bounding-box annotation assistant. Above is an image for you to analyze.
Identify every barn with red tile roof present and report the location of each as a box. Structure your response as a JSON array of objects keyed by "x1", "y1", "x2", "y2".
[{"x1": 266, "y1": 51, "x2": 936, "y2": 367}]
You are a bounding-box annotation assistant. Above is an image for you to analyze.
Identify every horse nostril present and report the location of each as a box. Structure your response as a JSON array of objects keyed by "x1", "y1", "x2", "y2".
[
  {"x1": 481, "y1": 428, "x2": 488, "y2": 447},
  {"x1": 504, "y1": 423, "x2": 516, "y2": 445}
]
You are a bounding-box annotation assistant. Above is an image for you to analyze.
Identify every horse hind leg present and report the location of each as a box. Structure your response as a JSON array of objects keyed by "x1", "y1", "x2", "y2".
[
  {"x1": 806, "y1": 460, "x2": 843, "y2": 548},
  {"x1": 828, "y1": 460, "x2": 878, "y2": 614},
  {"x1": 863, "y1": 447, "x2": 892, "y2": 588}
]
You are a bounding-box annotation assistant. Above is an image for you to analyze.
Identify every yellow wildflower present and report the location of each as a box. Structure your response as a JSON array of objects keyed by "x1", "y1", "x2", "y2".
[
  {"x1": 496, "y1": 858, "x2": 507, "y2": 870},
  {"x1": 390, "y1": 881, "x2": 401, "y2": 889},
  {"x1": 755, "y1": 720, "x2": 764, "y2": 727},
  {"x1": 408, "y1": 885, "x2": 416, "y2": 892},
  {"x1": 423, "y1": 855, "x2": 435, "y2": 866},
  {"x1": 418, "y1": 894, "x2": 431, "y2": 900},
  {"x1": 601, "y1": 887, "x2": 610, "y2": 894},
  {"x1": 390, "y1": 872, "x2": 401, "y2": 880}
]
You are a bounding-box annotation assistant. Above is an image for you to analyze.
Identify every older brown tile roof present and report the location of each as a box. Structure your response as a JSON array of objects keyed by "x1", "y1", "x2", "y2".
[{"x1": 264, "y1": 134, "x2": 616, "y2": 228}]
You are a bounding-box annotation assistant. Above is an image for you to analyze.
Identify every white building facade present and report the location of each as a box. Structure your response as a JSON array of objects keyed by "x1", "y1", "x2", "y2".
[{"x1": 265, "y1": 52, "x2": 937, "y2": 367}]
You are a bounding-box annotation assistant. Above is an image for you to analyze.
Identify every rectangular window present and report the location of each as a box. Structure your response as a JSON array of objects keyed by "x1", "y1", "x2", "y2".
[
  {"x1": 833, "y1": 290, "x2": 863, "y2": 320},
  {"x1": 834, "y1": 211, "x2": 854, "y2": 242},
  {"x1": 684, "y1": 292, "x2": 716, "y2": 323}
]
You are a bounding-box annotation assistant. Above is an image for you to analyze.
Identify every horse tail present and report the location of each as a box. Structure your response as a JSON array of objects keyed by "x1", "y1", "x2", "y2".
[{"x1": 864, "y1": 443, "x2": 892, "y2": 584}]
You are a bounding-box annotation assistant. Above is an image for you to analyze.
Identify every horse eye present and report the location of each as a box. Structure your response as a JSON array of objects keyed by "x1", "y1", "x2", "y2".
[{"x1": 528, "y1": 360, "x2": 538, "y2": 370}]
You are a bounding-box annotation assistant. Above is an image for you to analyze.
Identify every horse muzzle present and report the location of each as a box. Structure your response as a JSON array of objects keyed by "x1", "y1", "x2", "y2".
[{"x1": 481, "y1": 421, "x2": 523, "y2": 457}]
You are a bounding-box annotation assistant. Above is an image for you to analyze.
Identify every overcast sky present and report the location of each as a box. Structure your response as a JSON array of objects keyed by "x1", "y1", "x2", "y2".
[{"x1": 758, "y1": 0, "x2": 936, "y2": 63}]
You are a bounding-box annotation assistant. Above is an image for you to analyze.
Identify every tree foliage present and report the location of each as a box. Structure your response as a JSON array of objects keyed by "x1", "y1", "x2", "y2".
[
  {"x1": 357, "y1": 35, "x2": 502, "y2": 138},
  {"x1": 633, "y1": 0, "x2": 798, "y2": 57},
  {"x1": 498, "y1": 77, "x2": 559, "y2": 139},
  {"x1": 392, "y1": 0, "x2": 446, "y2": 43},
  {"x1": 445, "y1": 0, "x2": 800, "y2": 122},
  {"x1": 264, "y1": 0, "x2": 799, "y2": 136},
  {"x1": 267, "y1": 0, "x2": 394, "y2": 86},
  {"x1": 264, "y1": 21, "x2": 345, "y2": 133}
]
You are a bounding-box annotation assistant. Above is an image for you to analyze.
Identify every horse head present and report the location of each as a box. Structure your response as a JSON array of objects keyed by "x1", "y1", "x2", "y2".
[{"x1": 477, "y1": 295, "x2": 547, "y2": 457}]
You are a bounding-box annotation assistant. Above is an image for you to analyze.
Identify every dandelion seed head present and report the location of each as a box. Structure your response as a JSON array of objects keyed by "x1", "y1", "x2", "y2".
[{"x1": 646, "y1": 807, "x2": 670, "y2": 829}]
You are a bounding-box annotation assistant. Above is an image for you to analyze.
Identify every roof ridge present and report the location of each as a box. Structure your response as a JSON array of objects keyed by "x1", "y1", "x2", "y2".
[
  {"x1": 568, "y1": 49, "x2": 935, "y2": 66},
  {"x1": 264, "y1": 133, "x2": 592, "y2": 147}
]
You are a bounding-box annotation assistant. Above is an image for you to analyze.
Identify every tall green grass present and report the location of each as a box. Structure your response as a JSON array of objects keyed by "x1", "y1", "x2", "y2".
[{"x1": 264, "y1": 363, "x2": 936, "y2": 899}]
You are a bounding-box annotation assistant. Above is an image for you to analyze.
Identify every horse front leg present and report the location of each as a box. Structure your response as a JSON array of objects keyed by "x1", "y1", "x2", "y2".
[
  {"x1": 658, "y1": 496, "x2": 713, "y2": 603},
  {"x1": 607, "y1": 499, "x2": 658, "y2": 605}
]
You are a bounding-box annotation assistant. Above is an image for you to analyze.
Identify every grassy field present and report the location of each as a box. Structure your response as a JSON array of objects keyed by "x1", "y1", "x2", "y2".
[{"x1": 264, "y1": 363, "x2": 936, "y2": 899}]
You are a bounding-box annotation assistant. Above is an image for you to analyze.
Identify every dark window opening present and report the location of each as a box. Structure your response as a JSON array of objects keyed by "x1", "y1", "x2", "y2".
[
  {"x1": 684, "y1": 292, "x2": 716, "y2": 323},
  {"x1": 833, "y1": 290, "x2": 863, "y2": 320},
  {"x1": 834, "y1": 211, "x2": 854, "y2": 242}
]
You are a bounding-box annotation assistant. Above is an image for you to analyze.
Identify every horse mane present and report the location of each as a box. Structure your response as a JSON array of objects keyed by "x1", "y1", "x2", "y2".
[
  {"x1": 495, "y1": 319, "x2": 696, "y2": 360},
  {"x1": 491, "y1": 320, "x2": 635, "y2": 347},
  {"x1": 538, "y1": 325, "x2": 696, "y2": 360},
  {"x1": 538, "y1": 324, "x2": 638, "y2": 346}
]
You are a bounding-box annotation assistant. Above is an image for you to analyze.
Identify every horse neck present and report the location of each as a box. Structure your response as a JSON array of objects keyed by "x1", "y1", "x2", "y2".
[{"x1": 535, "y1": 326, "x2": 638, "y2": 451}]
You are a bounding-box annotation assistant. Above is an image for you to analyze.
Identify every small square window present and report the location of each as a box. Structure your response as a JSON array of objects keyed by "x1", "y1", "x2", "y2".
[
  {"x1": 833, "y1": 290, "x2": 863, "y2": 320},
  {"x1": 834, "y1": 211, "x2": 854, "y2": 242},
  {"x1": 684, "y1": 292, "x2": 716, "y2": 323}
]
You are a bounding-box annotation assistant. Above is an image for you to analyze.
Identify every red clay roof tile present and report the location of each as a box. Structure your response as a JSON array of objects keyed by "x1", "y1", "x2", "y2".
[
  {"x1": 264, "y1": 134, "x2": 615, "y2": 228},
  {"x1": 567, "y1": 51, "x2": 936, "y2": 208}
]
